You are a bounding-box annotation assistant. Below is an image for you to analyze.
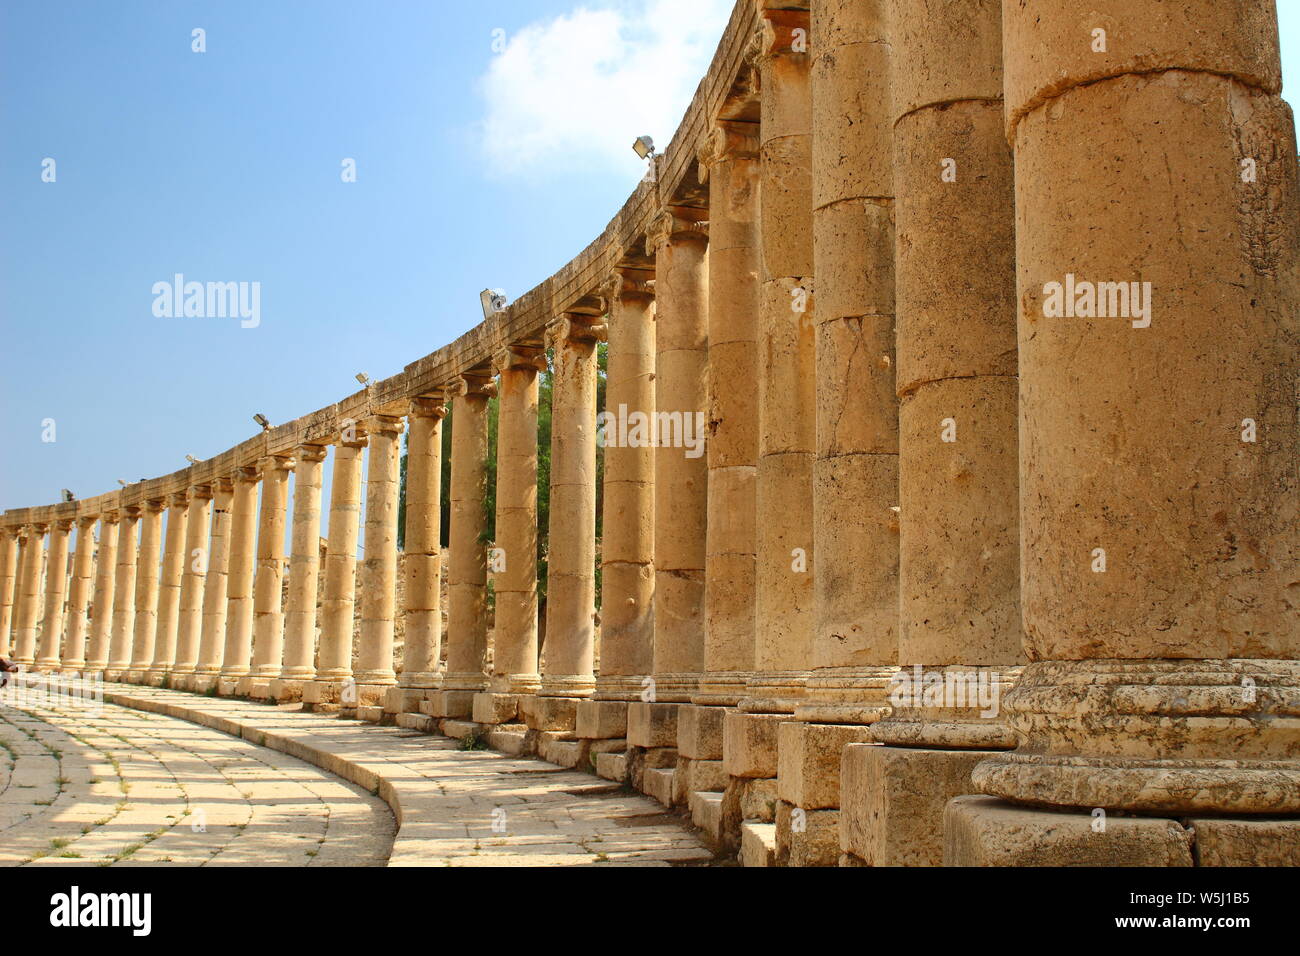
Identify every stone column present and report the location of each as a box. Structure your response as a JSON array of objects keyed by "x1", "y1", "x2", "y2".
[
  {"x1": 35, "y1": 518, "x2": 72, "y2": 670},
  {"x1": 0, "y1": 527, "x2": 20, "y2": 658},
  {"x1": 146, "y1": 492, "x2": 189, "y2": 685},
  {"x1": 192, "y1": 480, "x2": 233, "y2": 692},
  {"x1": 473, "y1": 344, "x2": 543, "y2": 727},
  {"x1": 126, "y1": 499, "x2": 164, "y2": 682},
  {"x1": 245, "y1": 454, "x2": 293, "y2": 698},
  {"x1": 436, "y1": 373, "x2": 492, "y2": 719},
  {"x1": 273, "y1": 445, "x2": 326, "y2": 702},
  {"x1": 61, "y1": 516, "x2": 98, "y2": 673},
  {"x1": 533, "y1": 313, "x2": 604, "y2": 734},
  {"x1": 672, "y1": 121, "x2": 761, "y2": 829},
  {"x1": 219, "y1": 466, "x2": 260, "y2": 691},
  {"x1": 392, "y1": 397, "x2": 447, "y2": 716},
  {"x1": 308, "y1": 431, "x2": 366, "y2": 709},
  {"x1": 351, "y1": 414, "x2": 403, "y2": 715},
  {"x1": 749, "y1": 4, "x2": 815, "y2": 711},
  {"x1": 696, "y1": 122, "x2": 760, "y2": 707},
  {"x1": 836, "y1": 0, "x2": 1021, "y2": 868},
  {"x1": 576, "y1": 270, "x2": 655, "y2": 761},
  {"x1": 171, "y1": 486, "x2": 212, "y2": 684},
  {"x1": 647, "y1": 210, "x2": 709, "y2": 707},
  {"x1": 85, "y1": 512, "x2": 118, "y2": 674},
  {"x1": 105, "y1": 508, "x2": 138, "y2": 679},
  {"x1": 726, "y1": 3, "x2": 816, "y2": 864},
  {"x1": 11, "y1": 524, "x2": 46, "y2": 667},
  {"x1": 947, "y1": 0, "x2": 1300, "y2": 867},
  {"x1": 767, "y1": 0, "x2": 899, "y2": 868}
]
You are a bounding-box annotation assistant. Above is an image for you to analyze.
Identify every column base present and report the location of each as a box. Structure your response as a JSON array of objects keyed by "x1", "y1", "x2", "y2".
[
  {"x1": 594, "y1": 675, "x2": 649, "y2": 702},
  {"x1": 385, "y1": 684, "x2": 438, "y2": 716},
  {"x1": 143, "y1": 669, "x2": 171, "y2": 688},
  {"x1": 576, "y1": 699, "x2": 628, "y2": 739},
  {"x1": 189, "y1": 674, "x2": 219, "y2": 694},
  {"x1": 472, "y1": 692, "x2": 521, "y2": 726},
  {"x1": 841, "y1": 743, "x2": 1003, "y2": 867},
  {"x1": 302, "y1": 677, "x2": 352, "y2": 710},
  {"x1": 216, "y1": 676, "x2": 246, "y2": 696},
  {"x1": 774, "y1": 800, "x2": 840, "y2": 867},
  {"x1": 421, "y1": 689, "x2": 478, "y2": 720},
  {"x1": 267, "y1": 678, "x2": 308, "y2": 702}
]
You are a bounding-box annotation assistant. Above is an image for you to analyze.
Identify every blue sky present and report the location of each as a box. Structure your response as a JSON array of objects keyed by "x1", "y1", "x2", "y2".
[{"x1": 2, "y1": 0, "x2": 1298, "y2": 515}]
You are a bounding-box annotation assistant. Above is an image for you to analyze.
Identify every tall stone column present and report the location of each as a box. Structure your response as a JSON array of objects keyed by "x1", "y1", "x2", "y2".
[
  {"x1": 85, "y1": 512, "x2": 118, "y2": 674},
  {"x1": 146, "y1": 492, "x2": 189, "y2": 684},
  {"x1": 534, "y1": 312, "x2": 603, "y2": 732},
  {"x1": 35, "y1": 518, "x2": 72, "y2": 670},
  {"x1": 749, "y1": 4, "x2": 815, "y2": 710},
  {"x1": 726, "y1": 2, "x2": 816, "y2": 863},
  {"x1": 274, "y1": 445, "x2": 326, "y2": 702},
  {"x1": 648, "y1": 210, "x2": 709, "y2": 705},
  {"x1": 193, "y1": 480, "x2": 233, "y2": 692},
  {"x1": 245, "y1": 454, "x2": 293, "y2": 697},
  {"x1": 768, "y1": 0, "x2": 899, "y2": 868},
  {"x1": 126, "y1": 499, "x2": 164, "y2": 682},
  {"x1": 831, "y1": 0, "x2": 1021, "y2": 869},
  {"x1": 171, "y1": 486, "x2": 212, "y2": 683},
  {"x1": 308, "y1": 431, "x2": 366, "y2": 709},
  {"x1": 0, "y1": 527, "x2": 20, "y2": 658},
  {"x1": 696, "y1": 122, "x2": 760, "y2": 707},
  {"x1": 437, "y1": 373, "x2": 492, "y2": 719},
  {"x1": 473, "y1": 345, "x2": 543, "y2": 727},
  {"x1": 577, "y1": 270, "x2": 655, "y2": 758},
  {"x1": 392, "y1": 397, "x2": 447, "y2": 716},
  {"x1": 626, "y1": 210, "x2": 708, "y2": 793},
  {"x1": 948, "y1": 0, "x2": 1300, "y2": 867},
  {"x1": 672, "y1": 121, "x2": 761, "y2": 830},
  {"x1": 219, "y1": 466, "x2": 260, "y2": 691},
  {"x1": 105, "y1": 508, "x2": 139, "y2": 679},
  {"x1": 352, "y1": 415, "x2": 403, "y2": 714},
  {"x1": 61, "y1": 516, "x2": 98, "y2": 673},
  {"x1": 11, "y1": 524, "x2": 46, "y2": 667}
]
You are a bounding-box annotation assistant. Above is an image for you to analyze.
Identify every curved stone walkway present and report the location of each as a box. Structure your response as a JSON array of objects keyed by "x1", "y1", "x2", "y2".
[
  {"x1": 6, "y1": 681, "x2": 715, "y2": 866},
  {"x1": 0, "y1": 696, "x2": 394, "y2": 867}
]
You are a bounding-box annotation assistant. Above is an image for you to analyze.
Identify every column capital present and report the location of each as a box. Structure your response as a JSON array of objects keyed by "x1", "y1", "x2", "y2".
[
  {"x1": 257, "y1": 453, "x2": 296, "y2": 476},
  {"x1": 144, "y1": 497, "x2": 167, "y2": 514},
  {"x1": 76, "y1": 514, "x2": 98, "y2": 530},
  {"x1": 757, "y1": 5, "x2": 809, "y2": 60},
  {"x1": 121, "y1": 504, "x2": 142, "y2": 519},
  {"x1": 696, "y1": 120, "x2": 760, "y2": 182},
  {"x1": 189, "y1": 483, "x2": 215, "y2": 501},
  {"x1": 212, "y1": 476, "x2": 235, "y2": 494},
  {"x1": 295, "y1": 443, "x2": 330, "y2": 463},
  {"x1": 167, "y1": 490, "x2": 191, "y2": 509},
  {"x1": 451, "y1": 370, "x2": 496, "y2": 399},
  {"x1": 335, "y1": 417, "x2": 369, "y2": 448},
  {"x1": 493, "y1": 344, "x2": 547, "y2": 375},
  {"x1": 232, "y1": 464, "x2": 261, "y2": 485},
  {"x1": 546, "y1": 313, "x2": 608, "y2": 349},
  {"x1": 646, "y1": 208, "x2": 709, "y2": 255},
  {"x1": 409, "y1": 394, "x2": 449, "y2": 420},
  {"x1": 100, "y1": 510, "x2": 121, "y2": 526},
  {"x1": 602, "y1": 268, "x2": 655, "y2": 303},
  {"x1": 53, "y1": 517, "x2": 75, "y2": 532},
  {"x1": 363, "y1": 414, "x2": 405, "y2": 439},
  {"x1": 26, "y1": 522, "x2": 49, "y2": 535}
]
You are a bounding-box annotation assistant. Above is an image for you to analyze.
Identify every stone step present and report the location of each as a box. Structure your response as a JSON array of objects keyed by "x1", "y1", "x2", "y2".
[
  {"x1": 595, "y1": 751, "x2": 627, "y2": 783},
  {"x1": 441, "y1": 719, "x2": 482, "y2": 741},
  {"x1": 395, "y1": 713, "x2": 434, "y2": 733},
  {"x1": 487, "y1": 726, "x2": 531, "y2": 756},
  {"x1": 690, "y1": 790, "x2": 725, "y2": 842},
  {"x1": 644, "y1": 767, "x2": 677, "y2": 807},
  {"x1": 740, "y1": 821, "x2": 777, "y2": 867},
  {"x1": 538, "y1": 735, "x2": 585, "y2": 769},
  {"x1": 356, "y1": 705, "x2": 384, "y2": 724}
]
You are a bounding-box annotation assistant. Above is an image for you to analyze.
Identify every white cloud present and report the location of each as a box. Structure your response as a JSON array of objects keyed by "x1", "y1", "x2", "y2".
[{"x1": 478, "y1": 0, "x2": 734, "y2": 178}]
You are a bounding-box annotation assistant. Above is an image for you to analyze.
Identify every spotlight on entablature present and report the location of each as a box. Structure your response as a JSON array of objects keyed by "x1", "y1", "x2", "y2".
[
  {"x1": 355, "y1": 372, "x2": 371, "y2": 387},
  {"x1": 480, "y1": 289, "x2": 507, "y2": 321},
  {"x1": 632, "y1": 135, "x2": 656, "y2": 160},
  {"x1": 253, "y1": 413, "x2": 271, "y2": 431},
  {"x1": 117, "y1": 479, "x2": 127, "y2": 487},
  {"x1": 185, "y1": 455, "x2": 201, "y2": 464},
  {"x1": 61, "y1": 489, "x2": 74, "y2": 502}
]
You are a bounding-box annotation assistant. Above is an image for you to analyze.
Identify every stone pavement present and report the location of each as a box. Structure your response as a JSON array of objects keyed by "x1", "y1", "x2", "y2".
[
  {"x1": 4, "y1": 681, "x2": 715, "y2": 867},
  {"x1": 0, "y1": 693, "x2": 393, "y2": 867}
]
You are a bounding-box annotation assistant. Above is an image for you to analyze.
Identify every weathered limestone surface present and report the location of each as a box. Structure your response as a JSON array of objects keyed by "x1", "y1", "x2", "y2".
[
  {"x1": 147, "y1": 492, "x2": 189, "y2": 683},
  {"x1": 192, "y1": 481, "x2": 233, "y2": 689},
  {"x1": 59, "y1": 517, "x2": 96, "y2": 672},
  {"x1": 35, "y1": 519, "x2": 71, "y2": 670},
  {"x1": 277, "y1": 446, "x2": 326, "y2": 699},
  {"x1": 84, "y1": 512, "x2": 118, "y2": 673},
  {"x1": 312, "y1": 435, "x2": 365, "y2": 703},
  {"x1": 219, "y1": 468, "x2": 259, "y2": 685},
  {"x1": 171, "y1": 487, "x2": 212, "y2": 679},
  {"x1": 126, "y1": 500, "x2": 163, "y2": 681}
]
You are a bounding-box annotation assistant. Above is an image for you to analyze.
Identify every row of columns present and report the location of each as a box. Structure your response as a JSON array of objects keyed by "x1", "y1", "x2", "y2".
[{"x1": 2, "y1": 0, "x2": 1294, "y2": 869}]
